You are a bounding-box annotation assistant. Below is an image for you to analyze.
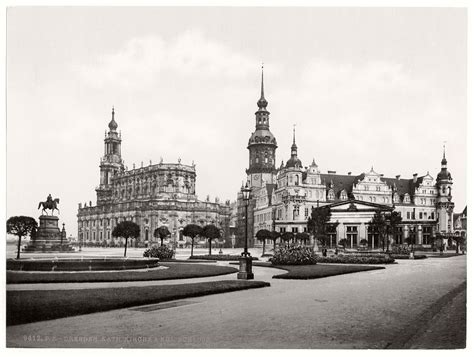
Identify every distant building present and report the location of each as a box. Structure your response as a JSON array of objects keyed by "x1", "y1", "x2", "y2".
[
  {"x1": 453, "y1": 206, "x2": 467, "y2": 243},
  {"x1": 238, "y1": 69, "x2": 456, "y2": 250},
  {"x1": 77, "y1": 108, "x2": 231, "y2": 247}
]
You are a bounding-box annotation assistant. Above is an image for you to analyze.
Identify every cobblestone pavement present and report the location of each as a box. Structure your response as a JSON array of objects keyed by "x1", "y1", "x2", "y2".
[{"x1": 6, "y1": 255, "x2": 466, "y2": 349}]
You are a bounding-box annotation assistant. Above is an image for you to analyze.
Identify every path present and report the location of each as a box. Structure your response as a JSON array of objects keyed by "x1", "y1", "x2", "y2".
[{"x1": 7, "y1": 255, "x2": 466, "y2": 348}]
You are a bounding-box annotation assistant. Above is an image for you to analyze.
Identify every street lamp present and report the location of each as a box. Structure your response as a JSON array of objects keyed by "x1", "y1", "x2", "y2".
[{"x1": 238, "y1": 182, "x2": 254, "y2": 280}]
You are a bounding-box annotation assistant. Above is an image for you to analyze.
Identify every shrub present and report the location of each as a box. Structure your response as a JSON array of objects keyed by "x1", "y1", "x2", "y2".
[
  {"x1": 391, "y1": 254, "x2": 427, "y2": 260},
  {"x1": 269, "y1": 245, "x2": 317, "y2": 265},
  {"x1": 391, "y1": 245, "x2": 411, "y2": 255},
  {"x1": 317, "y1": 254, "x2": 395, "y2": 264},
  {"x1": 143, "y1": 246, "x2": 174, "y2": 260},
  {"x1": 189, "y1": 255, "x2": 258, "y2": 261}
]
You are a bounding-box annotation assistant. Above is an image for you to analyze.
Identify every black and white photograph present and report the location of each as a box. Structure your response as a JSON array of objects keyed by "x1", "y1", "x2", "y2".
[{"x1": 3, "y1": 1, "x2": 470, "y2": 350}]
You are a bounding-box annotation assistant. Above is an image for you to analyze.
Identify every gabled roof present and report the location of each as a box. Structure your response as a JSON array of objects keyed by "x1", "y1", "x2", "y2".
[{"x1": 324, "y1": 199, "x2": 393, "y2": 211}]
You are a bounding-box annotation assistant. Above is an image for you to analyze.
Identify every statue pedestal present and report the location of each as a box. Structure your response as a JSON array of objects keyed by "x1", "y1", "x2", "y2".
[{"x1": 23, "y1": 215, "x2": 75, "y2": 253}]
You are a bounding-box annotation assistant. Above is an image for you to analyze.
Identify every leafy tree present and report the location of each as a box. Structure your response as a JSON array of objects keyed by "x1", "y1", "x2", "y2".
[
  {"x1": 338, "y1": 238, "x2": 349, "y2": 250},
  {"x1": 154, "y1": 226, "x2": 171, "y2": 247},
  {"x1": 369, "y1": 210, "x2": 387, "y2": 250},
  {"x1": 452, "y1": 234, "x2": 465, "y2": 254},
  {"x1": 385, "y1": 211, "x2": 402, "y2": 252},
  {"x1": 182, "y1": 224, "x2": 202, "y2": 257},
  {"x1": 201, "y1": 224, "x2": 221, "y2": 255},
  {"x1": 281, "y1": 232, "x2": 294, "y2": 248},
  {"x1": 270, "y1": 231, "x2": 280, "y2": 251},
  {"x1": 112, "y1": 221, "x2": 140, "y2": 257},
  {"x1": 307, "y1": 206, "x2": 331, "y2": 248},
  {"x1": 256, "y1": 229, "x2": 272, "y2": 255},
  {"x1": 295, "y1": 232, "x2": 310, "y2": 246},
  {"x1": 405, "y1": 236, "x2": 416, "y2": 253},
  {"x1": 7, "y1": 216, "x2": 38, "y2": 259}
]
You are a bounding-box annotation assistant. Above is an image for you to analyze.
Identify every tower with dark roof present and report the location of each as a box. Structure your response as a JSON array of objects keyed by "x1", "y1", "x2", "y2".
[
  {"x1": 246, "y1": 66, "x2": 278, "y2": 188},
  {"x1": 285, "y1": 125, "x2": 303, "y2": 169},
  {"x1": 96, "y1": 107, "x2": 125, "y2": 205},
  {"x1": 435, "y1": 146, "x2": 455, "y2": 235}
]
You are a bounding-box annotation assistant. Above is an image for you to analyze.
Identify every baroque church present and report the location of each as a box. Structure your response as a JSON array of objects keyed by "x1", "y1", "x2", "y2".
[
  {"x1": 237, "y1": 69, "x2": 456, "y2": 250},
  {"x1": 77, "y1": 108, "x2": 231, "y2": 246}
]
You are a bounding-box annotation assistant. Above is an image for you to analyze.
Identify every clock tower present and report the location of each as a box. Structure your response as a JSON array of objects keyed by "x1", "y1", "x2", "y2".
[{"x1": 246, "y1": 66, "x2": 278, "y2": 188}]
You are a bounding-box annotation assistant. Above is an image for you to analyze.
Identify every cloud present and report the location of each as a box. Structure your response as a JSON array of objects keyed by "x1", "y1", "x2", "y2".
[{"x1": 74, "y1": 30, "x2": 262, "y2": 89}]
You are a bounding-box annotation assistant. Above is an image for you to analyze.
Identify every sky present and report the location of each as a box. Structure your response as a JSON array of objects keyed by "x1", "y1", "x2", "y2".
[{"x1": 6, "y1": 7, "x2": 467, "y2": 237}]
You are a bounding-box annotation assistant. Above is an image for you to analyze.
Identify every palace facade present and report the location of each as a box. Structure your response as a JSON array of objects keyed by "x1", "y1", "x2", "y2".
[
  {"x1": 237, "y1": 70, "x2": 456, "y2": 250},
  {"x1": 77, "y1": 109, "x2": 231, "y2": 246}
]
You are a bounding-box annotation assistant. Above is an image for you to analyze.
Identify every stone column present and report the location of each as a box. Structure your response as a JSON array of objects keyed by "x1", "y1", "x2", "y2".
[{"x1": 417, "y1": 224, "x2": 423, "y2": 245}]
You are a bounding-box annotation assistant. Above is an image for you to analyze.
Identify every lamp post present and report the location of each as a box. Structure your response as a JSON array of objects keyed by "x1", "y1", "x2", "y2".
[{"x1": 238, "y1": 182, "x2": 254, "y2": 279}]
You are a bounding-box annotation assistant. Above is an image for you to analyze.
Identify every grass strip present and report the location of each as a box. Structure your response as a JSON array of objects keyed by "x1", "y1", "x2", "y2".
[
  {"x1": 7, "y1": 263, "x2": 237, "y2": 284},
  {"x1": 233, "y1": 261, "x2": 384, "y2": 280},
  {"x1": 7, "y1": 280, "x2": 270, "y2": 326}
]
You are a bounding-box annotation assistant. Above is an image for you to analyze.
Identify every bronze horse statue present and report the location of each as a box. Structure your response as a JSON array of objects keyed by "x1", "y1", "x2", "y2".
[{"x1": 38, "y1": 196, "x2": 60, "y2": 215}]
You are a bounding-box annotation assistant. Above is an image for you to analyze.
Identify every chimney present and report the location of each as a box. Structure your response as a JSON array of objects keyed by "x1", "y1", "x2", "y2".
[
  {"x1": 328, "y1": 170, "x2": 336, "y2": 174},
  {"x1": 348, "y1": 172, "x2": 352, "y2": 175},
  {"x1": 396, "y1": 175, "x2": 400, "y2": 180},
  {"x1": 413, "y1": 173, "x2": 418, "y2": 182},
  {"x1": 380, "y1": 174, "x2": 384, "y2": 177}
]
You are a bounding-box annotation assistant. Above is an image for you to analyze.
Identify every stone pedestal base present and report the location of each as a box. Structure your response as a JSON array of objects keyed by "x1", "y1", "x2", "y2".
[
  {"x1": 237, "y1": 256, "x2": 254, "y2": 280},
  {"x1": 23, "y1": 215, "x2": 74, "y2": 253}
]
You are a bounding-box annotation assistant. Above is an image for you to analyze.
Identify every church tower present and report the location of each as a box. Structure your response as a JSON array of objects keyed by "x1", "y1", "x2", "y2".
[
  {"x1": 435, "y1": 146, "x2": 454, "y2": 235},
  {"x1": 246, "y1": 67, "x2": 278, "y2": 188},
  {"x1": 96, "y1": 107, "x2": 124, "y2": 205}
]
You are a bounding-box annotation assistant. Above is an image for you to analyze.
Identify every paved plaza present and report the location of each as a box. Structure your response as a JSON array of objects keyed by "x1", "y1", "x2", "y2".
[{"x1": 6, "y1": 248, "x2": 466, "y2": 349}]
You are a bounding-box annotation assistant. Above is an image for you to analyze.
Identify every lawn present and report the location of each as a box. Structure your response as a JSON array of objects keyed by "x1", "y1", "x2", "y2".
[
  {"x1": 7, "y1": 280, "x2": 270, "y2": 326},
  {"x1": 7, "y1": 262, "x2": 237, "y2": 284},
  {"x1": 244, "y1": 262, "x2": 384, "y2": 280}
]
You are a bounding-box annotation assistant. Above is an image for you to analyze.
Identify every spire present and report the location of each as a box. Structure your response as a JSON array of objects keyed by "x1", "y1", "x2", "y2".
[
  {"x1": 291, "y1": 124, "x2": 297, "y2": 153},
  {"x1": 108, "y1": 106, "x2": 118, "y2": 131},
  {"x1": 441, "y1": 143, "x2": 447, "y2": 166},
  {"x1": 257, "y1": 64, "x2": 268, "y2": 109}
]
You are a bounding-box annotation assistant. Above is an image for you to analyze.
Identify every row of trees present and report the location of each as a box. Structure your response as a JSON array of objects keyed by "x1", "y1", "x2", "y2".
[{"x1": 111, "y1": 222, "x2": 222, "y2": 257}]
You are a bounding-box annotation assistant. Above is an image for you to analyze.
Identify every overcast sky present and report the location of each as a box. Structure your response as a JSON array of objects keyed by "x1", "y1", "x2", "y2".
[{"x1": 6, "y1": 7, "x2": 467, "y2": 235}]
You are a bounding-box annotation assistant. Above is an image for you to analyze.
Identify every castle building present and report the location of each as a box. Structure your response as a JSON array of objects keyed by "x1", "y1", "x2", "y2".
[
  {"x1": 77, "y1": 108, "x2": 231, "y2": 247},
  {"x1": 239, "y1": 70, "x2": 456, "y2": 250}
]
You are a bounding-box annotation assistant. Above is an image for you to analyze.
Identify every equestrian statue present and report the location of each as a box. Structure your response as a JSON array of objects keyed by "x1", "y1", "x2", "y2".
[{"x1": 38, "y1": 194, "x2": 60, "y2": 215}]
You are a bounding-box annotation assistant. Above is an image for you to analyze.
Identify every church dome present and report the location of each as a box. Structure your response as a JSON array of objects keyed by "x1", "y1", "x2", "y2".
[
  {"x1": 248, "y1": 129, "x2": 277, "y2": 146},
  {"x1": 286, "y1": 156, "x2": 302, "y2": 169}
]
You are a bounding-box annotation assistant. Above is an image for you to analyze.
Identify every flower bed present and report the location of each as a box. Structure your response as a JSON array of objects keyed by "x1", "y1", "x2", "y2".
[
  {"x1": 317, "y1": 254, "x2": 395, "y2": 264},
  {"x1": 6, "y1": 258, "x2": 160, "y2": 271},
  {"x1": 270, "y1": 246, "x2": 317, "y2": 265},
  {"x1": 143, "y1": 246, "x2": 174, "y2": 260},
  {"x1": 189, "y1": 255, "x2": 259, "y2": 261}
]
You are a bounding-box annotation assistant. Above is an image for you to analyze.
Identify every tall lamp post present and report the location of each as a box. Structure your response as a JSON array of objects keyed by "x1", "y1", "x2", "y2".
[{"x1": 238, "y1": 182, "x2": 254, "y2": 280}]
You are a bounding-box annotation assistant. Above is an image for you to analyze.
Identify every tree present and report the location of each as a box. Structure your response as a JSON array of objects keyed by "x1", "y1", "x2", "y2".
[
  {"x1": 338, "y1": 238, "x2": 349, "y2": 251},
  {"x1": 452, "y1": 234, "x2": 465, "y2": 254},
  {"x1": 7, "y1": 216, "x2": 38, "y2": 259},
  {"x1": 112, "y1": 221, "x2": 140, "y2": 257},
  {"x1": 295, "y1": 232, "x2": 310, "y2": 246},
  {"x1": 154, "y1": 226, "x2": 171, "y2": 247},
  {"x1": 307, "y1": 206, "x2": 331, "y2": 249},
  {"x1": 385, "y1": 211, "x2": 402, "y2": 252},
  {"x1": 405, "y1": 235, "x2": 416, "y2": 254},
  {"x1": 182, "y1": 224, "x2": 202, "y2": 257},
  {"x1": 369, "y1": 210, "x2": 387, "y2": 250},
  {"x1": 281, "y1": 232, "x2": 294, "y2": 248},
  {"x1": 359, "y1": 239, "x2": 368, "y2": 247},
  {"x1": 270, "y1": 231, "x2": 280, "y2": 252},
  {"x1": 256, "y1": 229, "x2": 272, "y2": 256},
  {"x1": 201, "y1": 224, "x2": 221, "y2": 255}
]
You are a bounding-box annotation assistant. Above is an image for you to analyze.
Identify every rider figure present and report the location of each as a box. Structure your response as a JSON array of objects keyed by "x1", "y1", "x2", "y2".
[{"x1": 46, "y1": 194, "x2": 53, "y2": 203}]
